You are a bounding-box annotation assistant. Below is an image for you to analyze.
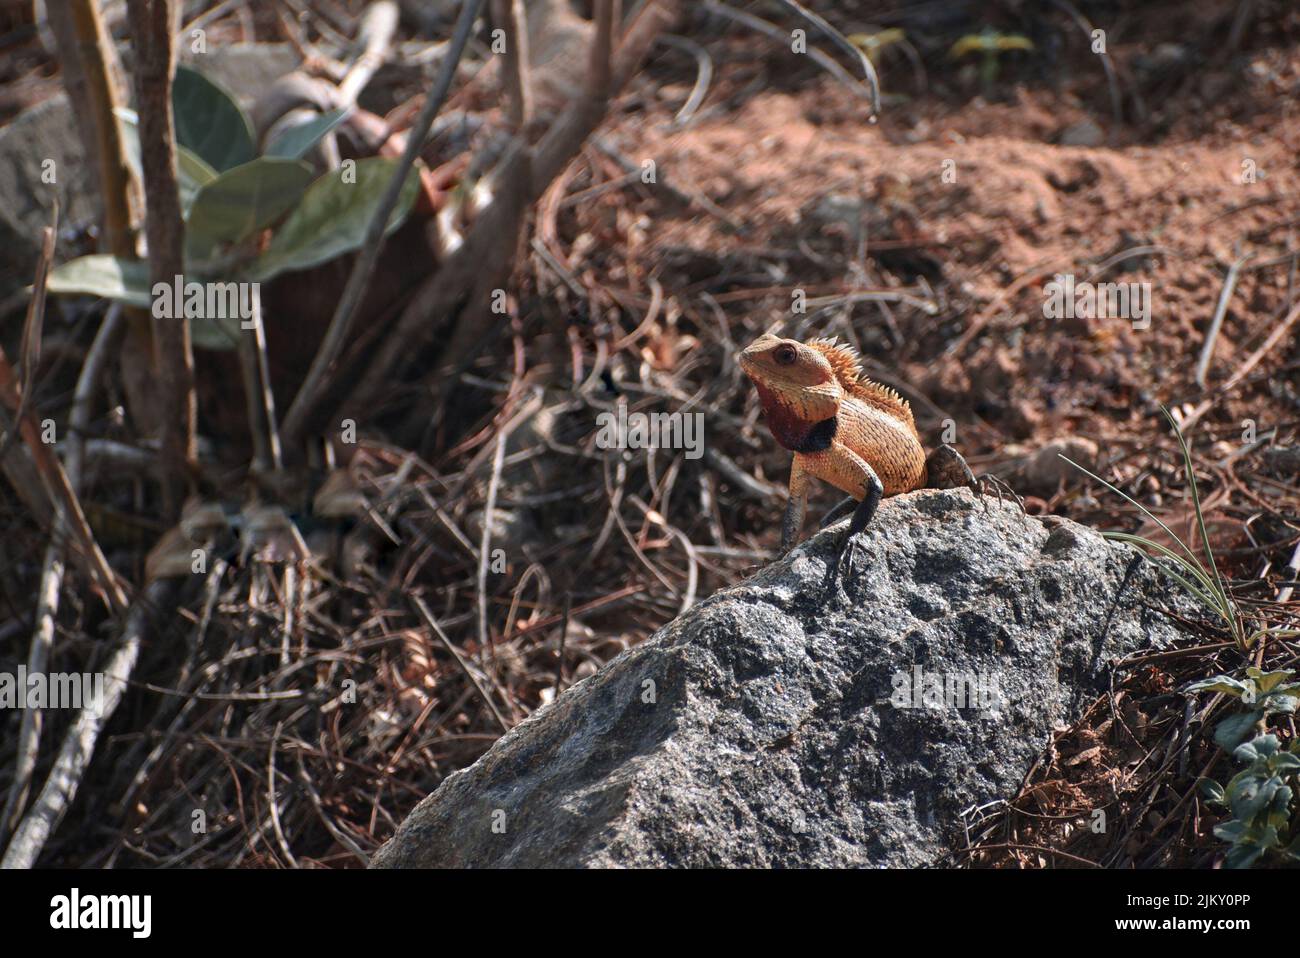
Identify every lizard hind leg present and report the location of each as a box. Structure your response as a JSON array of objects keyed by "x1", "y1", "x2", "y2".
[
  {"x1": 925, "y1": 443, "x2": 977, "y2": 490},
  {"x1": 781, "y1": 493, "x2": 808, "y2": 554},
  {"x1": 925, "y1": 443, "x2": 1027, "y2": 516}
]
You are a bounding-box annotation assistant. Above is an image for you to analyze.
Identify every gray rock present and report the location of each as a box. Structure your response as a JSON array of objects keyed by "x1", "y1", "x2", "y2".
[
  {"x1": 0, "y1": 94, "x2": 97, "y2": 299},
  {"x1": 372, "y1": 488, "x2": 1190, "y2": 868}
]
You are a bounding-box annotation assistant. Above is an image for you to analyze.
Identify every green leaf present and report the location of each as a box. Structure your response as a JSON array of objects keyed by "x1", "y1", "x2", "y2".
[
  {"x1": 1270, "y1": 783, "x2": 1293, "y2": 814},
  {"x1": 1223, "y1": 845, "x2": 1264, "y2": 868},
  {"x1": 1270, "y1": 752, "x2": 1300, "y2": 772},
  {"x1": 1214, "y1": 709, "x2": 1264, "y2": 751},
  {"x1": 1186, "y1": 675, "x2": 1251, "y2": 698},
  {"x1": 185, "y1": 158, "x2": 313, "y2": 263},
  {"x1": 1261, "y1": 692, "x2": 1298, "y2": 716},
  {"x1": 1254, "y1": 628, "x2": 1300, "y2": 645},
  {"x1": 248, "y1": 157, "x2": 421, "y2": 282},
  {"x1": 1234, "y1": 736, "x2": 1271, "y2": 764},
  {"x1": 46, "y1": 255, "x2": 152, "y2": 308},
  {"x1": 1225, "y1": 767, "x2": 1259, "y2": 801},
  {"x1": 115, "y1": 107, "x2": 217, "y2": 217},
  {"x1": 1246, "y1": 668, "x2": 1294, "y2": 695},
  {"x1": 1223, "y1": 838, "x2": 1268, "y2": 869},
  {"x1": 172, "y1": 65, "x2": 255, "y2": 172},
  {"x1": 1213, "y1": 820, "x2": 1249, "y2": 843},
  {"x1": 1161, "y1": 405, "x2": 1241, "y2": 646},
  {"x1": 1250, "y1": 734, "x2": 1280, "y2": 756},
  {"x1": 153, "y1": 278, "x2": 256, "y2": 352},
  {"x1": 1230, "y1": 774, "x2": 1282, "y2": 822},
  {"x1": 264, "y1": 108, "x2": 349, "y2": 159},
  {"x1": 1233, "y1": 743, "x2": 1260, "y2": 765}
]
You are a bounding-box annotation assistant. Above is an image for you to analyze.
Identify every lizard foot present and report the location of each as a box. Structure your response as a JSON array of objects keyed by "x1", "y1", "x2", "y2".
[
  {"x1": 823, "y1": 530, "x2": 866, "y2": 588},
  {"x1": 823, "y1": 478, "x2": 881, "y2": 588},
  {"x1": 974, "y1": 473, "x2": 1026, "y2": 515}
]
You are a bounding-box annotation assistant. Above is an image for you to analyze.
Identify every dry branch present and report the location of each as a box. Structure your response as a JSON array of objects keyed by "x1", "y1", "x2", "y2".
[
  {"x1": 347, "y1": 0, "x2": 678, "y2": 417},
  {"x1": 0, "y1": 221, "x2": 54, "y2": 465},
  {"x1": 124, "y1": 0, "x2": 197, "y2": 518},
  {"x1": 278, "y1": 0, "x2": 488, "y2": 453},
  {"x1": 1, "y1": 582, "x2": 171, "y2": 869},
  {"x1": 62, "y1": 0, "x2": 162, "y2": 438},
  {"x1": 1195, "y1": 253, "x2": 1251, "y2": 388},
  {"x1": 493, "y1": 0, "x2": 532, "y2": 129},
  {"x1": 65, "y1": 0, "x2": 134, "y2": 257},
  {"x1": 337, "y1": 1, "x2": 400, "y2": 108},
  {"x1": 0, "y1": 371, "x2": 128, "y2": 614},
  {"x1": 0, "y1": 306, "x2": 123, "y2": 840},
  {"x1": 0, "y1": 237, "x2": 128, "y2": 614}
]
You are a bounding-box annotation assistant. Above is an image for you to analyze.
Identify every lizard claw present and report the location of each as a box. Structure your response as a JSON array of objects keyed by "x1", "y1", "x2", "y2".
[
  {"x1": 974, "y1": 473, "x2": 1025, "y2": 515},
  {"x1": 838, "y1": 536, "x2": 854, "y2": 580},
  {"x1": 824, "y1": 528, "x2": 866, "y2": 589}
]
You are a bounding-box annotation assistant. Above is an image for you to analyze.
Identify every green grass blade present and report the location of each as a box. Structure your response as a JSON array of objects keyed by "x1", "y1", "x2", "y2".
[
  {"x1": 1101, "y1": 531, "x2": 1222, "y2": 614},
  {"x1": 1059, "y1": 454, "x2": 1209, "y2": 577},
  {"x1": 1161, "y1": 406, "x2": 1238, "y2": 633}
]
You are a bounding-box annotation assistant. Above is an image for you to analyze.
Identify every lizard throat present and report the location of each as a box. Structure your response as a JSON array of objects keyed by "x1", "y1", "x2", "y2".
[{"x1": 754, "y1": 382, "x2": 838, "y2": 452}]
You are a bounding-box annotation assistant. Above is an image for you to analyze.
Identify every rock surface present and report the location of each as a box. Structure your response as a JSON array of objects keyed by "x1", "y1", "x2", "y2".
[
  {"x1": 372, "y1": 488, "x2": 1190, "y2": 868},
  {"x1": 0, "y1": 95, "x2": 97, "y2": 299}
]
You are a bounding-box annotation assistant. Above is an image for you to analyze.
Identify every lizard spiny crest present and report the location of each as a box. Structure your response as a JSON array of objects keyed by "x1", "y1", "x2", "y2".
[{"x1": 806, "y1": 337, "x2": 915, "y2": 426}]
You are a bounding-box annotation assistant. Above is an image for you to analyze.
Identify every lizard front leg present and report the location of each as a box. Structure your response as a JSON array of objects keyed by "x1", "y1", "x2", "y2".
[
  {"x1": 781, "y1": 458, "x2": 810, "y2": 553},
  {"x1": 841, "y1": 454, "x2": 883, "y2": 557},
  {"x1": 804, "y1": 442, "x2": 883, "y2": 580}
]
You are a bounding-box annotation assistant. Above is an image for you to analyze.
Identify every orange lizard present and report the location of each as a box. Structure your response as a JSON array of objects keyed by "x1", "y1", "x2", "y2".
[{"x1": 740, "y1": 333, "x2": 975, "y2": 574}]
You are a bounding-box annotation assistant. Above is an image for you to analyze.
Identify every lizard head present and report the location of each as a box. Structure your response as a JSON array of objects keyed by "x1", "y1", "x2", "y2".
[
  {"x1": 739, "y1": 334, "x2": 841, "y2": 438},
  {"x1": 740, "y1": 334, "x2": 836, "y2": 392}
]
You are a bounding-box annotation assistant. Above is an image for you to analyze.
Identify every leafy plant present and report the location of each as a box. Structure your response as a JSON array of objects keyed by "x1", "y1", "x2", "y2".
[
  {"x1": 1199, "y1": 733, "x2": 1300, "y2": 868},
  {"x1": 949, "y1": 30, "x2": 1035, "y2": 58},
  {"x1": 1066, "y1": 409, "x2": 1300, "y2": 866},
  {"x1": 46, "y1": 65, "x2": 420, "y2": 350},
  {"x1": 1187, "y1": 668, "x2": 1300, "y2": 751}
]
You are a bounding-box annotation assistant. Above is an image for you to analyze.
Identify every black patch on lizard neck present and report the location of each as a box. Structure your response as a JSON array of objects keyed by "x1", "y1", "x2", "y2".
[{"x1": 790, "y1": 415, "x2": 838, "y2": 454}]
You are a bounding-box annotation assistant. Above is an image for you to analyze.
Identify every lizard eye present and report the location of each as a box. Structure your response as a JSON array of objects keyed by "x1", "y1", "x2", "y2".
[{"x1": 774, "y1": 345, "x2": 797, "y2": 366}]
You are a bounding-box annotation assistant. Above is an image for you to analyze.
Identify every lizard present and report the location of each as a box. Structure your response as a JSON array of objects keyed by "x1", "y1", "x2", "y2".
[{"x1": 739, "y1": 333, "x2": 977, "y2": 577}]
